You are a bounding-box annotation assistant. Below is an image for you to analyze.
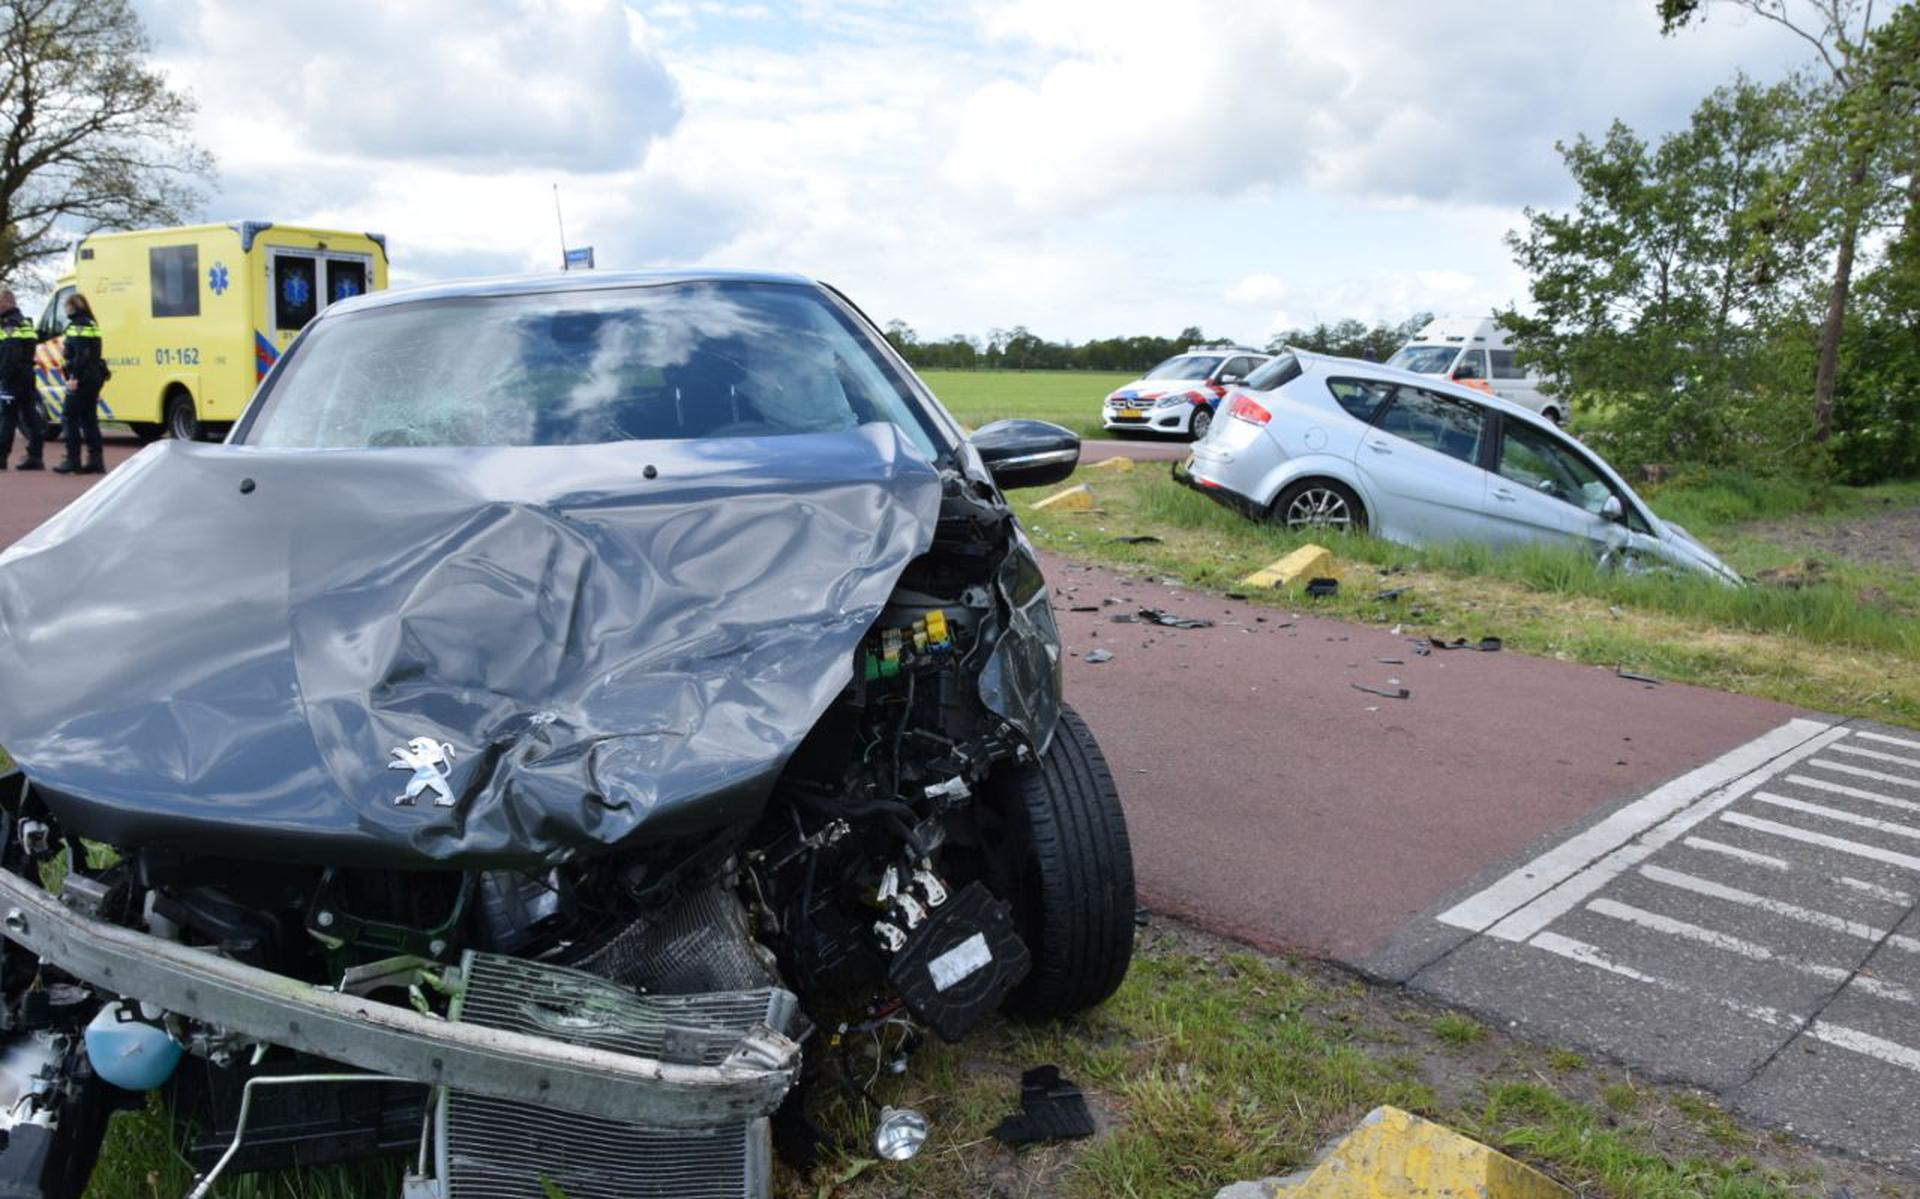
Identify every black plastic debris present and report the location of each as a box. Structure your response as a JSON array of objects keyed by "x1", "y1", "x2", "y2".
[
  {"x1": 1375, "y1": 657, "x2": 1405, "y2": 665},
  {"x1": 1137, "y1": 608, "x2": 1214, "y2": 629},
  {"x1": 1109, "y1": 535, "x2": 1163, "y2": 545},
  {"x1": 1225, "y1": 591, "x2": 1250, "y2": 601},
  {"x1": 1428, "y1": 636, "x2": 1502, "y2": 653},
  {"x1": 1084, "y1": 649, "x2": 1114, "y2": 664},
  {"x1": 1374, "y1": 586, "x2": 1410, "y2": 601},
  {"x1": 1069, "y1": 605, "x2": 1100, "y2": 612},
  {"x1": 1305, "y1": 577, "x2": 1340, "y2": 598},
  {"x1": 991, "y1": 1066, "x2": 1096, "y2": 1147},
  {"x1": 1352, "y1": 682, "x2": 1410, "y2": 700},
  {"x1": 1617, "y1": 668, "x2": 1663, "y2": 686}
]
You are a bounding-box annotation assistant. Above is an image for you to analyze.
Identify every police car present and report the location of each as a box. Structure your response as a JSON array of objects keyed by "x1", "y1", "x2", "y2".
[{"x1": 1101, "y1": 345, "x2": 1271, "y2": 440}]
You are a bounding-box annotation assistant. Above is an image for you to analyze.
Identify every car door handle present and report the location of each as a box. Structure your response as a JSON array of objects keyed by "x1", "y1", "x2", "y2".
[
  {"x1": 1367, "y1": 441, "x2": 1393, "y2": 454},
  {"x1": 1492, "y1": 488, "x2": 1518, "y2": 503}
]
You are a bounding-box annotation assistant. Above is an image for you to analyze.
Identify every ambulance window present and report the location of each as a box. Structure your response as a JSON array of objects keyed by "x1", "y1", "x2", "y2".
[
  {"x1": 1490, "y1": 349, "x2": 1527, "y2": 380},
  {"x1": 38, "y1": 287, "x2": 73, "y2": 341},
  {"x1": 274, "y1": 256, "x2": 318, "y2": 330},
  {"x1": 326, "y1": 260, "x2": 368, "y2": 305},
  {"x1": 150, "y1": 245, "x2": 201, "y2": 318}
]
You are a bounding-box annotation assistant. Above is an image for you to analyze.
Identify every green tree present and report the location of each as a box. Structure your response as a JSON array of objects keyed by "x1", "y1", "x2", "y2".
[
  {"x1": 1658, "y1": 0, "x2": 1889, "y2": 443},
  {"x1": 1500, "y1": 77, "x2": 1811, "y2": 469},
  {"x1": 0, "y1": 0, "x2": 215, "y2": 280}
]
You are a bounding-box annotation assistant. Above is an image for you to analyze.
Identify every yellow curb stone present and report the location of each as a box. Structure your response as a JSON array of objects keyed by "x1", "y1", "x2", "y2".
[
  {"x1": 1225, "y1": 1106, "x2": 1568, "y2": 1199},
  {"x1": 1239, "y1": 543, "x2": 1335, "y2": 590},
  {"x1": 1087, "y1": 455, "x2": 1135, "y2": 472},
  {"x1": 1032, "y1": 484, "x2": 1096, "y2": 512}
]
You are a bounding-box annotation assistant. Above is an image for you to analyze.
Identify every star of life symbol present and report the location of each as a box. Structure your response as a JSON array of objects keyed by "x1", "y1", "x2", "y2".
[{"x1": 389, "y1": 737, "x2": 456, "y2": 807}]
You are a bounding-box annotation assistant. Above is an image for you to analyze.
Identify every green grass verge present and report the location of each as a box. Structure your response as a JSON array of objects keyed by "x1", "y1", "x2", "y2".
[
  {"x1": 795, "y1": 925, "x2": 1856, "y2": 1198},
  {"x1": 920, "y1": 369, "x2": 1137, "y2": 441},
  {"x1": 1019, "y1": 463, "x2": 1920, "y2": 727}
]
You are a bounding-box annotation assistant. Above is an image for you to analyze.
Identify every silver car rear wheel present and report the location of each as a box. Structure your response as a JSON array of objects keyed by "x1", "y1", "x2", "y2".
[{"x1": 1275, "y1": 480, "x2": 1365, "y2": 532}]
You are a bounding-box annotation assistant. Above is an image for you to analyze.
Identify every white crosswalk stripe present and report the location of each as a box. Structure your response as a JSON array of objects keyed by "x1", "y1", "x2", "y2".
[{"x1": 1438, "y1": 720, "x2": 1920, "y2": 1098}]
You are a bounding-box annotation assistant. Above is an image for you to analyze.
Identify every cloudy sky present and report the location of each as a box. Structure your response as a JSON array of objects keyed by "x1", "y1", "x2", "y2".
[{"x1": 134, "y1": 0, "x2": 1809, "y2": 345}]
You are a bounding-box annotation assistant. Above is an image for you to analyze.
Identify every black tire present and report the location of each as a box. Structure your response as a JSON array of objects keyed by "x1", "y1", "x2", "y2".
[
  {"x1": 996, "y1": 705, "x2": 1135, "y2": 1018},
  {"x1": 165, "y1": 390, "x2": 199, "y2": 441},
  {"x1": 1271, "y1": 478, "x2": 1367, "y2": 533},
  {"x1": 1543, "y1": 407, "x2": 1564, "y2": 427},
  {"x1": 1188, "y1": 406, "x2": 1213, "y2": 442}
]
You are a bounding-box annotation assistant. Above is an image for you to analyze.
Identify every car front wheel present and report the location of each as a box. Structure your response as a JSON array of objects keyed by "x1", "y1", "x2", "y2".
[
  {"x1": 1189, "y1": 407, "x2": 1213, "y2": 441},
  {"x1": 993, "y1": 705, "x2": 1135, "y2": 1018}
]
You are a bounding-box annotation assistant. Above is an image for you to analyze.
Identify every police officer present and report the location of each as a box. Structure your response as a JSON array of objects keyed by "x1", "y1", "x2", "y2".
[
  {"x1": 0, "y1": 288, "x2": 45, "y2": 472},
  {"x1": 52, "y1": 292, "x2": 107, "y2": 476}
]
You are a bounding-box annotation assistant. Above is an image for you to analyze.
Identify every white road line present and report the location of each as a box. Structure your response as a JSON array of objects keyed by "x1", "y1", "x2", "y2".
[
  {"x1": 1528, "y1": 931, "x2": 1799, "y2": 1027},
  {"x1": 1638, "y1": 863, "x2": 1920, "y2": 952},
  {"x1": 1831, "y1": 743, "x2": 1920, "y2": 770},
  {"x1": 1436, "y1": 719, "x2": 1842, "y2": 940},
  {"x1": 1683, "y1": 835, "x2": 1788, "y2": 869},
  {"x1": 1838, "y1": 876, "x2": 1916, "y2": 905},
  {"x1": 1586, "y1": 897, "x2": 1916, "y2": 1003},
  {"x1": 1720, "y1": 810, "x2": 1920, "y2": 876},
  {"x1": 1807, "y1": 1021, "x2": 1920, "y2": 1074},
  {"x1": 1808, "y1": 758, "x2": 1920, "y2": 791},
  {"x1": 1856, "y1": 729, "x2": 1920, "y2": 753},
  {"x1": 1753, "y1": 792, "x2": 1920, "y2": 842},
  {"x1": 1588, "y1": 898, "x2": 1847, "y2": 978},
  {"x1": 1786, "y1": 773, "x2": 1920, "y2": 814}
]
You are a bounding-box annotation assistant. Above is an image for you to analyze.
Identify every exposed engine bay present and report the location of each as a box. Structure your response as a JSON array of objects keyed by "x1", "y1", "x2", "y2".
[{"x1": 0, "y1": 433, "x2": 1131, "y2": 1198}]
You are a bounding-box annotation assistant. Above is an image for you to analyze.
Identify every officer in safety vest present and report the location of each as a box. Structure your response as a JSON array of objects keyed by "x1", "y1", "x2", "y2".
[
  {"x1": 53, "y1": 292, "x2": 107, "y2": 476},
  {"x1": 0, "y1": 288, "x2": 45, "y2": 472}
]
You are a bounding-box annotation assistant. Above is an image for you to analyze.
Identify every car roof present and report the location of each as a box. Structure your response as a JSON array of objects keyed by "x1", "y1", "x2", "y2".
[
  {"x1": 1290, "y1": 349, "x2": 1554, "y2": 430},
  {"x1": 325, "y1": 268, "x2": 819, "y2": 317}
]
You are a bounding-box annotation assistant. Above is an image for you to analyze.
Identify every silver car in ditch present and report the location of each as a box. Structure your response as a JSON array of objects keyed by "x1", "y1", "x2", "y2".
[{"x1": 1180, "y1": 351, "x2": 1740, "y2": 584}]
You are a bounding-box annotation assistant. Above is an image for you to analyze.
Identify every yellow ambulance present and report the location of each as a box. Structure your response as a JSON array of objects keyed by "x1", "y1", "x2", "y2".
[{"x1": 36, "y1": 222, "x2": 389, "y2": 441}]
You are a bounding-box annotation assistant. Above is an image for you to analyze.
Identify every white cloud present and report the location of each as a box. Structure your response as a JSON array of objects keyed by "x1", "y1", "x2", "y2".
[
  {"x1": 146, "y1": 0, "x2": 680, "y2": 170},
  {"x1": 125, "y1": 0, "x2": 1817, "y2": 342}
]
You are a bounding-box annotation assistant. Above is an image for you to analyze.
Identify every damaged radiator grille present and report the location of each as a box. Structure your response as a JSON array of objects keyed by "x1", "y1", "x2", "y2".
[
  {"x1": 456, "y1": 952, "x2": 795, "y2": 1066},
  {"x1": 442, "y1": 952, "x2": 797, "y2": 1199}
]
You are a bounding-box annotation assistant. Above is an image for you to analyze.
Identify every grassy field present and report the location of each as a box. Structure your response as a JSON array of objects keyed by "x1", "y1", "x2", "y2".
[
  {"x1": 1018, "y1": 462, "x2": 1920, "y2": 727},
  {"x1": 920, "y1": 368, "x2": 1135, "y2": 440}
]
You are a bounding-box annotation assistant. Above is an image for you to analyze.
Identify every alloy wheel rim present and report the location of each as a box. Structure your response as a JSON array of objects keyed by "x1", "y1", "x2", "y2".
[
  {"x1": 1192, "y1": 410, "x2": 1210, "y2": 438},
  {"x1": 1285, "y1": 488, "x2": 1352, "y2": 529}
]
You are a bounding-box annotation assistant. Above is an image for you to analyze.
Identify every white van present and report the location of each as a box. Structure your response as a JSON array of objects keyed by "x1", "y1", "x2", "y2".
[{"x1": 1385, "y1": 317, "x2": 1561, "y2": 424}]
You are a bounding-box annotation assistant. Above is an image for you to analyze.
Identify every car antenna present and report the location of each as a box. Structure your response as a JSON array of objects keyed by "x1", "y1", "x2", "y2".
[{"x1": 553, "y1": 183, "x2": 570, "y2": 271}]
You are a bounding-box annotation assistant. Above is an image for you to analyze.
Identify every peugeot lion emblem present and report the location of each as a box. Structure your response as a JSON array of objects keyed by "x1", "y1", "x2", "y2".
[{"x1": 389, "y1": 737, "x2": 456, "y2": 807}]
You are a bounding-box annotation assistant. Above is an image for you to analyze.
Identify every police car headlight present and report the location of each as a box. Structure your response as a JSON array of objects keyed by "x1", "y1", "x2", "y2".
[{"x1": 1152, "y1": 392, "x2": 1190, "y2": 408}]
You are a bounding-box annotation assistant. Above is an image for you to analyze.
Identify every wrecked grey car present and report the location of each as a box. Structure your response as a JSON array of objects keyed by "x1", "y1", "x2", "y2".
[{"x1": 0, "y1": 270, "x2": 1134, "y2": 1198}]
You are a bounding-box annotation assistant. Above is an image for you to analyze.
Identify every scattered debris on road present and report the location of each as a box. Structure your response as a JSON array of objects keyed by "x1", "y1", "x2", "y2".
[
  {"x1": 1305, "y1": 577, "x2": 1340, "y2": 598},
  {"x1": 1616, "y1": 668, "x2": 1663, "y2": 686},
  {"x1": 1109, "y1": 534, "x2": 1163, "y2": 545},
  {"x1": 1374, "y1": 586, "x2": 1411, "y2": 601},
  {"x1": 1137, "y1": 607, "x2": 1214, "y2": 629},
  {"x1": 1352, "y1": 682, "x2": 1410, "y2": 700},
  {"x1": 1084, "y1": 649, "x2": 1114, "y2": 663},
  {"x1": 1428, "y1": 637, "x2": 1502, "y2": 653}
]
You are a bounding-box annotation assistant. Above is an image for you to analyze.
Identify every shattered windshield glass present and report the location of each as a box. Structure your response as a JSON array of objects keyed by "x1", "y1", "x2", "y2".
[{"x1": 245, "y1": 280, "x2": 938, "y2": 455}]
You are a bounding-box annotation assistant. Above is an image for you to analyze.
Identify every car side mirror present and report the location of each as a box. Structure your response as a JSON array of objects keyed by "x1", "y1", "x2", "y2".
[
  {"x1": 1218, "y1": 373, "x2": 1243, "y2": 385},
  {"x1": 1600, "y1": 494, "x2": 1624, "y2": 522},
  {"x1": 970, "y1": 419, "x2": 1080, "y2": 490}
]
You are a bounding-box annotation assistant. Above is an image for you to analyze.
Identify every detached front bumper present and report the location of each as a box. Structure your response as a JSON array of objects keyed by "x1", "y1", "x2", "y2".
[{"x1": 0, "y1": 867, "x2": 800, "y2": 1128}]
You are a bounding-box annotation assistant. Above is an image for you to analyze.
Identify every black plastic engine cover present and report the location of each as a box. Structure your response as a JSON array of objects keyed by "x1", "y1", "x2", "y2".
[{"x1": 887, "y1": 881, "x2": 1029, "y2": 1042}]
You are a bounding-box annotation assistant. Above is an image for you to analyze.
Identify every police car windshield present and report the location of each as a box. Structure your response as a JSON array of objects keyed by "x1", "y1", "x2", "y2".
[
  {"x1": 1143, "y1": 355, "x2": 1223, "y2": 381},
  {"x1": 1385, "y1": 345, "x2": 1459, "y2": 375},
  {"x1": 242, "y1": 280, "x2": 939, "y2": 456}
]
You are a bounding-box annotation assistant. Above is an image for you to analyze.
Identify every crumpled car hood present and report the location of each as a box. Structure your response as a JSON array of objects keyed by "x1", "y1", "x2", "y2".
[{"x1": 0, "y1": 427, "x2": 941, "y2": 867}]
